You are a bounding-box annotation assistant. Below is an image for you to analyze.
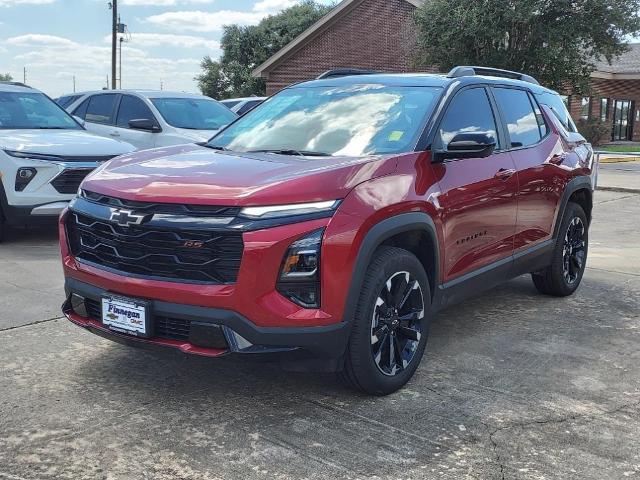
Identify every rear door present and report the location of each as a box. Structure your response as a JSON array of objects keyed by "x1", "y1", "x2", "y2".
[
  {"x1": 491, "y1": 87, "x2": 559, "y2": 251},
  {"x1": 432, "y1": 86, "x2": 519, "y2": 283},
  {"x1": 112, "y1": 94, "x2": 159, "y2": 150},
  {"x1": 76, "y1": 93, "x2": 119, "y2": 140}
]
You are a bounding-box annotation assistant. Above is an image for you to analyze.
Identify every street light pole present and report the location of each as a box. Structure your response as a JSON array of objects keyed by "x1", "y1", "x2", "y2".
[{"x1": 111, "y1": 0, "x2": 117, "y2": 90}]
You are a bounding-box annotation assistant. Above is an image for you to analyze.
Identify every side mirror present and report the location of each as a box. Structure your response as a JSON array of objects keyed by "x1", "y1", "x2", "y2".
[
  {"x1": 73, "y1": 115, "x2": 85, "y2": 127},
  {"x1": 128, "y1": 118, "x2": 160, "y2": 132},
  {"x1": 433, "y1": 132, "x2": 496, "y2": 163}
]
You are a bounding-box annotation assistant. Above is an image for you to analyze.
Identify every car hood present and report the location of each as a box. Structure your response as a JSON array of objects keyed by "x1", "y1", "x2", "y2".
[
  {"x1": 82, "y1": 144, "x2": 399, "y2": 206},
  {"x1": 1, "y1": 129, "x2": 135, "y2": 156}
]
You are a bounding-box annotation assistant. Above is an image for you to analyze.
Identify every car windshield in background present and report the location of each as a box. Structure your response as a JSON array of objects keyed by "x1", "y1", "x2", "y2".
[
  {"x1": 208, "y1": 85, "x2": 442, "y2": 157},
  {"x1": 0, "y1": 92, "x2": 80, "y2": 130},
  {"x1": 151, "y1": 97, "x2": 237, "y2": 130}
]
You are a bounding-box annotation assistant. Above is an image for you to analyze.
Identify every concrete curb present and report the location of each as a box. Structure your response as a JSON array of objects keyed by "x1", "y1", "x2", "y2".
[
  {"x1": 599, "y1": 156, "x2": 640, "y2": 164},
  {"x1": 597, "y1": 186, "x2": 640, "y2": 194}
]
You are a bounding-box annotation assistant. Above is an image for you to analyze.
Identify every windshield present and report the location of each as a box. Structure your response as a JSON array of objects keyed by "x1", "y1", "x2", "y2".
[
  {"x1": 151, "y1": 97, "x2": 237, "y2": 130},
  {"x1": 208, "y1": 84, "x2": 442, "y2": 156},
  {"x1": 0, "y1": 92, "x2": 81, "y2": 130}
]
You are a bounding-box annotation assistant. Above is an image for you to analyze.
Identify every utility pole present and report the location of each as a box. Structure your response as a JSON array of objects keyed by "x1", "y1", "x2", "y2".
[
  {"x1": 23, "y1": 67, "x2": 26, "y2": 84},
  {"x1": 119, "y1": 36, "x2": 124, "y2": 89},
  {"x1": 73, "y1": 75, "x2": 76, "y2": 93},
  {"x1": 110, "y1": 0, "x2": 117, "y2": 89},
  {"x1": 160, "y1": 79, "x2": 163, "y2": 91}
]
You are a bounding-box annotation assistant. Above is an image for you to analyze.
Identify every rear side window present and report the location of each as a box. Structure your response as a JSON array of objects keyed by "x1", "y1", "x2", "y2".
[
  {"x1": 493, "y1": 88, "x2": 541, "y2": 148},
  {"x1": 56, "y1": 95, "x2": 80, "y2": 108},
  {"x1": 85, "y1": 94, "x2": 117, "y2": 125},
  {"x1": 116, "y1": 95, "x2": 155, "y2": 128},
  {"x1": 437, "y1": 87, "x2": 498, "y2": 148},
  {"x1": 535, "y1": 91, "x2": 577, "y2": 133},
  {"x1": 72, "y1": 98, "x2": 90, "y2": 119},
  {"x1": 237, "y1": 100, "x2": 263, "y2": 115}
]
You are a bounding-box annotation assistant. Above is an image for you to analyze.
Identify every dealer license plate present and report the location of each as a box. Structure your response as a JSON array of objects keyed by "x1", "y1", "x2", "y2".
[{"x1": 101, "y1": 295, "x2": 149, "y2": 337}]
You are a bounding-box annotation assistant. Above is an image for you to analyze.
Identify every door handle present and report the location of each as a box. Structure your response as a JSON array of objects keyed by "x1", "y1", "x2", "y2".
[
  {"x1": 494, "y1": 168, "x2": 516, "y2": 180},
  {"x1": 550, "y1": 153, "x2": 566, "y2": 165},
  {"x1": 110, "y1": 132, "x2": 120, "y2": 137}
]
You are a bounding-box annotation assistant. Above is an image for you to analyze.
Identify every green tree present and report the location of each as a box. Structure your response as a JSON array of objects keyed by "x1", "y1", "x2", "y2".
[
  {"x1": 413, "y1": 0, "x2": 640, "y2": 93},
  {"x1": 0, "y1": 73, "x2": 13, "y2": 82},
  {"x1": 197, "y1": 1, "x2": 332, "y2": 99}
]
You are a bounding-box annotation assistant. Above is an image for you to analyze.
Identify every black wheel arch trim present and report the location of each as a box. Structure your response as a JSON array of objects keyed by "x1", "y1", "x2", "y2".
[
  {"x1": 553, "y1": 175, "x2": 593, "y2": 239},
  {"x1": 341, "y1": 212, "x2": 440, "y2": 335}
]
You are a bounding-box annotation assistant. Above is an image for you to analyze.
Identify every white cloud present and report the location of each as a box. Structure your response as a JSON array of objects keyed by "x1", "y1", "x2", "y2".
[
  {"x1": 5, "y1": 34, "x2": 203, "y2": 96},
  {"x1": 104, "y1": 32, "x2": 219, "y2": 50},
  {"x1": 0, "y1": 0, "x2": 55, "y2": 5},
  {"x1": 253, "y1": 0, "x2": 298, "y2": 12},
  {"x1": 121, "y1": 0, "x2": 215, "y2": 5},
  {"x1": 7, "y1": 34, "x2": 75, "y2": 47},
  {"x1": 146, "y1": 9, "x2": 265, "y2": 32}
]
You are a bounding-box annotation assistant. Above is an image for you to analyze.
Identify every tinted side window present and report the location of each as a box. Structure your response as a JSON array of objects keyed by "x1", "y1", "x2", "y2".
[
  {"x1": 493, "y1": 88, "x2": 541, "y2": 148},
  {"x1": 535, "y1": 91, "x2": 577, "y2": 133},
  {"x1": 438, "y1": 87, "x2": 498, "y2": 148},
  {"x1": 528, "y1": 92, "x2": 549, "y2": 139},
  {"x1": 116, "y1": 95, "x2": 155, "y2": 128},
  {"x1": 85, "y1": 94, "x2": 117, "y2": 125},
  {"x1": 237, "y1": 100, "x2": 262, "y2": 115},
  {"x1": 72, "y1": 98, "x2": 90, "y2": 119}
]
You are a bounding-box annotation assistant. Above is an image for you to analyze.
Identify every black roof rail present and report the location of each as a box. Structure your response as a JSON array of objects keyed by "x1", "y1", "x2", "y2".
[
  {"x1": 447, "y1": 66, "x2": 540, "y2": 85},
  {"x1": 0, "y1": 81, "x2": 32, "y2": 88},
  {"x1": 316, "y1": 68, "x2": 380, "y2": 80}
]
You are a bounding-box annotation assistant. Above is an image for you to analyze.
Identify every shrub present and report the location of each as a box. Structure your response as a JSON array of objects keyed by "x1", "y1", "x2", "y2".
[{"x1": 577, "y1": 119, "x2": 611, "y2": 146}]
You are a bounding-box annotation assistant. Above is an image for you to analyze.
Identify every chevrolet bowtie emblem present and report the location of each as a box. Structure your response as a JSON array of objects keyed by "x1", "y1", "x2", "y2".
[{"x1": 110, "y1": 209, "x2": 146, "y2": 227}]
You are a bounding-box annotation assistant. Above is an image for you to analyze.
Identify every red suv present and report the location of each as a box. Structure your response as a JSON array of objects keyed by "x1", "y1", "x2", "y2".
[{"x1": 60, "y1": 67, "x2": 597, "y2": 395}]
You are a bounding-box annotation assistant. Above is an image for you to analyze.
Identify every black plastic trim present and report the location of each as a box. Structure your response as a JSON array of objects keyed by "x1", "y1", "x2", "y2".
[
  {"x1": 553, "y1": 176, "x2": 593, "y2": 237},
  {"x1": 64, "y1": 277, "x2": 349, "y2": 358},
  {"x1": 342, "y1": 212, "x2": 439, "y2": 332}
]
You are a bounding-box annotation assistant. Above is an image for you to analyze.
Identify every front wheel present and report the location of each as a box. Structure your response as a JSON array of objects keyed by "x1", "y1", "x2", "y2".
[
  {"x1": 340, "y1": 247, "x2": 430, "y2": 395},
  {"x1": 532, "y1": 202, "x2": 588, "y2": 296}
]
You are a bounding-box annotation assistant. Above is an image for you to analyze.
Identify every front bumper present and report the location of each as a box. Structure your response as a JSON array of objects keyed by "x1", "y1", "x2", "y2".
[{"x1": 63, "y1": 277, "x2": 349, "y2": 359}]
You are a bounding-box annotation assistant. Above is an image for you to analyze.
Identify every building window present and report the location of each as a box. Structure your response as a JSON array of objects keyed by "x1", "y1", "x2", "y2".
[
  {"x1": 600, "y1": 98, "x2": 609, "y2": 122},
  {"x1": 580, "y1": 97, "x2": 591, "y2": 120}
]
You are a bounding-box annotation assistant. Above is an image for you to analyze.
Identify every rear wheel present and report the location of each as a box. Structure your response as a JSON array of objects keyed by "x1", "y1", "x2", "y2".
[
  {"x1": 0, "y1": 205, "x2": 5, "y2": 243},
  {"x1": 340, "y1": 247, "x2": 430, "y2": 395},
  {"x1": 532, "y1": 202, "x2": 588, "y2": 296}
]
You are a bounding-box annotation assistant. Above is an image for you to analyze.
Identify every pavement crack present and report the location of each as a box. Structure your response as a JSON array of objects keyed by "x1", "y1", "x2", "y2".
[{"x1": 0, "y1": 316, "x2": 62, "y2": 333}]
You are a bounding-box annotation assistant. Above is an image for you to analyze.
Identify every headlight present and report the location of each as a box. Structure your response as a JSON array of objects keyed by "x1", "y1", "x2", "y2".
[
  {"x1": 277, "y1": 229, "x2": 323, "y2": 308},
  {"x1": 240, "y1": 200, "x2": 340, "y2": 219},
  {"x1": 4, "y1": 150, "x2": 61, "y2": 162}
]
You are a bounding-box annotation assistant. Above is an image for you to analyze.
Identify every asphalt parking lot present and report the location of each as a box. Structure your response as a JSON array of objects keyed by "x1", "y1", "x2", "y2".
[{"x1": 0, "y1": 189, "x2": 639, "y2": 480}]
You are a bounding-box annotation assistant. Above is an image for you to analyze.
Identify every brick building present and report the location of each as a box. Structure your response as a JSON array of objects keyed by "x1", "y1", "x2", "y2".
[{"x1": 253, "y1": 0, "x2": 640, "y2": 142}]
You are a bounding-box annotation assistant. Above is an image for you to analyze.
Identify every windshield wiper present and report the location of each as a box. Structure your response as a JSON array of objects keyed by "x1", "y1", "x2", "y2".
[
  {"x1": 247, "y1": 149, "x2": 331, "y2": 157},
  {"x1": 202, "y1": 144, "x2": 229, "y2": 151},
  {"x1": 36, "y1": 126, "x2": 71, "y2": 129}
]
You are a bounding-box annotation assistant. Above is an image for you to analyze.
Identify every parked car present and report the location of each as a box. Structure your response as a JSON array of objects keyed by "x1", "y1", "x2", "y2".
[
  {"x1": 0, "y1": 82, "x2": 135, "y2": 241},
  {"x1": 60, "y1": 67, "x2": 597, "y2": 395},
  {"x1": 64, "y1": 90, "x2": 238, "y2": 150},
  {"x1": 54, "y1": 93, "x2": 83, "y2": 109},
  {"x1": 220, "y1": 96, "x2": 266, "y2": 116}
]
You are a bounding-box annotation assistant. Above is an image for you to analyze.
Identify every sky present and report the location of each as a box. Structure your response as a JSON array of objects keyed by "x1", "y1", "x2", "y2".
[{"x1": 0, "y1": 0, "x2": 333, "y2": 97}]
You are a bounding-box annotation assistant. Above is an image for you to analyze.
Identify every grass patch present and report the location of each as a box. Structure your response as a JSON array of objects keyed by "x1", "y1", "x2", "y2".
[{"x1": 598, "y1": 145, "x2": 640, "y2": 153}]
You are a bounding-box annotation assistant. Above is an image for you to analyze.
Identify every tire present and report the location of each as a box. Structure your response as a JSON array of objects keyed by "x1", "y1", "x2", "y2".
[
  {"x1": 0, "y1": 205, "x2": 5, "y2": 244},
  {"x1": 339, "y1": 246, "x2": 431, "y2": 395},
  {"x1": 531, "y1": 202, "x2": 588, "y2": 297}
]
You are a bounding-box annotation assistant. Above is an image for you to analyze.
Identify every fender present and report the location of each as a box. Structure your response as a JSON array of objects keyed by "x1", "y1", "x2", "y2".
[
  {"x1": 552, "y1": 175, "x2": 593, "y2": 239},
  {"x1": 341, "y1": 212, "x2": 440, "y2": 331}
]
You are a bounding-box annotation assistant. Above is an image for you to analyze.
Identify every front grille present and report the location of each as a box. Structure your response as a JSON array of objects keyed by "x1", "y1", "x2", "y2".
[
  {"x1": 66, "y1": 211, "x2": 244, "y2": 284},
  {"x1": 84, "y1": 298, "x2": 191, "y2": 341},
  {"x1": 51, "y1": 168, "x2": 94, "y2": 194},
  {"x1": 83, "y1": 190, "x2": 241, "y2": 217}
]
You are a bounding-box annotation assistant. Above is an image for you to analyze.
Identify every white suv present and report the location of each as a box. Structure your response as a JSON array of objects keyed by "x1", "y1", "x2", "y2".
[
  {"x1": 64, "y1": 90, "x2": 238, "y2": 150},
  {"x1": 0, "y1": 82, "x2": 135, "y2": 241}
]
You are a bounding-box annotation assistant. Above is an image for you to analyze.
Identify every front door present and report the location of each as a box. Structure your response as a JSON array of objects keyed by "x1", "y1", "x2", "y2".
[
  {"x1": 612, "y1": 100, "x2": 633, "y2": 141},
  {"x1": 431, "y1": 86, "x2": 518, "y2": 284}
]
